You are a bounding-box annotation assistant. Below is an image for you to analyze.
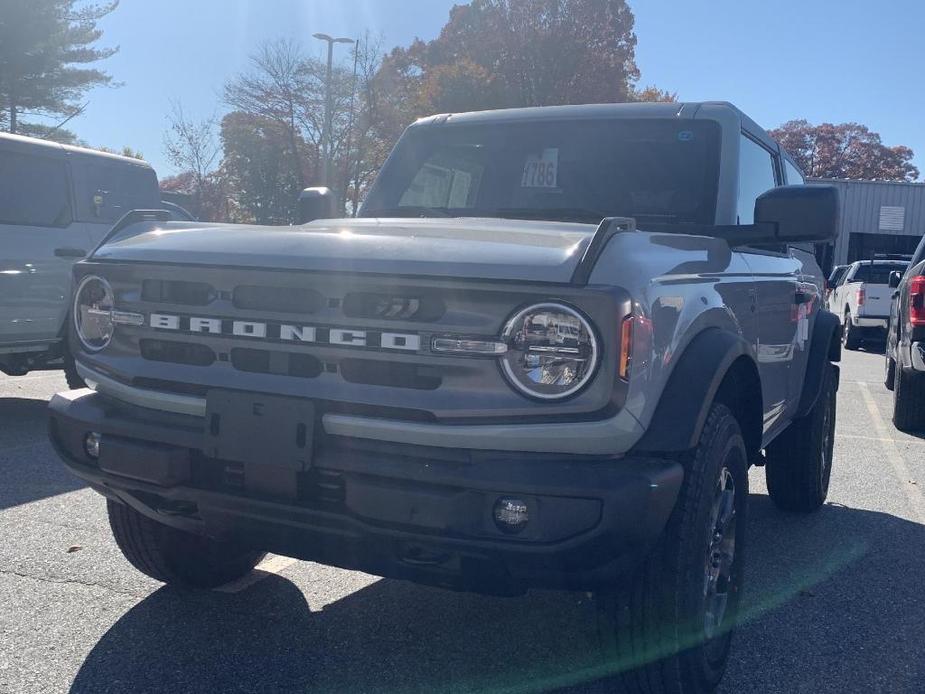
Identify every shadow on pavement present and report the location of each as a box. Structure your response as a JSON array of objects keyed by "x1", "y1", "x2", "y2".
[
  {"x1": 855, "y1": 340, "x2": 886, "y2": 356},
  {"x1": 69, "y1": 496, "x2": 925, "y2": 694},
  {"x1": 0, "y1": 397, "x2": 85, "y2": 510}
]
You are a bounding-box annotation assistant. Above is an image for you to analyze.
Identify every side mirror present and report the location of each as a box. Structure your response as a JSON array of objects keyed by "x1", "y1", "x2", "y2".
[
  {"x1": 298, "y1": 187, "x2": 337, "y2": 224},
  {"x1": 754, "y1": 184, "x2": 839, "y2": 244},
  {"x1": 889, "y1": 270, "x2": 903, "y2": 289}
]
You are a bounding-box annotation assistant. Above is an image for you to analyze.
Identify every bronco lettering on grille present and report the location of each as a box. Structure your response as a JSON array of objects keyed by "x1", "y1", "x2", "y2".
[{"x1": 148, "y1": 313, "x2": 421, "y2": 352}]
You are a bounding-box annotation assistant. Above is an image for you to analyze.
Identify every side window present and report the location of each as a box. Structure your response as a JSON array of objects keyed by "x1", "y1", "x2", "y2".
[
  {"x1": 0, "y1": 150, "x2": 71, "y2": 227},
  {"x1": 73, "y1": 161, "x2": 160, "y2": 222},
  {"x1": 912, "y1": 235, "x2": 925, "y2": 267},
  {"x1": 737, "y1": 134, "x2": 777, "y2": 224},
  {"x1": 784, "y1": 159, "x2": 805, "y2": 185}
]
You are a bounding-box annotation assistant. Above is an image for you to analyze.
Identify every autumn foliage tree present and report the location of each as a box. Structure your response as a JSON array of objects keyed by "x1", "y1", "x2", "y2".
[
  {"x1": 378, "y1": 0, "x2": 645, "y2": 124},
  {"x1": 218, "y1": 111, "x2": 307, "y2": 225},
  {"x1": 164, "y1": 1, "x2": 676, "y2": 223},
  {"x1": 770, "y1": 120, "x2": 918, "y2": 182}
]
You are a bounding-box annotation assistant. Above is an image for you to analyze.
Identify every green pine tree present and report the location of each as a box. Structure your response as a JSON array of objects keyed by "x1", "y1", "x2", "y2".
[{"x1": 0, "y1": 0, "x2": 119, "y2": 141}]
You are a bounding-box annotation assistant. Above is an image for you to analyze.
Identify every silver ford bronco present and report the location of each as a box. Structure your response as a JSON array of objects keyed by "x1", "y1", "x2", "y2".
[{"x1": 49, "y1": 102, "x2": 841, "y2": 693}]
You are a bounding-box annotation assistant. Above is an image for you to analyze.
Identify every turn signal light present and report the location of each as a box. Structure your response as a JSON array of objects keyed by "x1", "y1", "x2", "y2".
[
  {"x1": 618, "y1": 314, "x2": 653, "y2": 381},
  {"x1": 910, "y1": 276, "x2": 925, "y2": 326},
  {"x1": 619, "y1": 316, "x2": 633, "y2": 380}
]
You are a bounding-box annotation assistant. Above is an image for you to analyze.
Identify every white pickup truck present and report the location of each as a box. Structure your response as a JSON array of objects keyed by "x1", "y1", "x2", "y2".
[{"x1": 832, "y1": 258, "x2": 909, "y2": 349}]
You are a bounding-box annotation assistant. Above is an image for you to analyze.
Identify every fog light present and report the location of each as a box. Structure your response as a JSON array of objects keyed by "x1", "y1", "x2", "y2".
[
  {"x1": 493, "y1": 497, "x2": 529, "y2": 533},
  {"x1": 84, "y1": 432, "x2": 101, "y2": 459}
]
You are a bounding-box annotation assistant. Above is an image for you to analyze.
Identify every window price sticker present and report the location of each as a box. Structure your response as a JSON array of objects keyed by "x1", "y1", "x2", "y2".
[{"x1": 521, "y1": 148, "x2": 559, "y2": 188}]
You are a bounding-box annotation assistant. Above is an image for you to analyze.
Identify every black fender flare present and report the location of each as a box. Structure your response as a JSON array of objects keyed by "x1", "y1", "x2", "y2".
[
  {"x1": 633, "y1": 328, "x2": 755, "y2": 453},
  {"x1": 795, "y1": 310, "x2": 841, "y2": 418}
]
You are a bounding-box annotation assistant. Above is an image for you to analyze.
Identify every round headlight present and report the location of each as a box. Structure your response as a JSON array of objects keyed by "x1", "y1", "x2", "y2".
[
  {"x1": 74, "y1": 275, "x2": 114, "y2": 352},
  {"x1": 501, "y1": 302, "x2": 599, "y2": 400}
]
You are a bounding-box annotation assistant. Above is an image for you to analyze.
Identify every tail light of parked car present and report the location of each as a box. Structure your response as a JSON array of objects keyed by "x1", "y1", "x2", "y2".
[
  {"x1": 856, "y1": 287, "x2": 866, "y2": 306},
  {"x1": 910, "y1": 276, "x2": 925, "y2": 326}
]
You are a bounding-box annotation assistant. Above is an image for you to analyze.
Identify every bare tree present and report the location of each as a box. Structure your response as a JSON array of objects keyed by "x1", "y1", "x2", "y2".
[
  {"x1": 341, "y1": 34, "x2": 389, "y2": 215},
  {"x1": 224, "y1": 40, "x2": 312, "y2": 187},
  {"x1": 164, "y1": 101, "x2": 219, "y2": 188},
  {"x1": 223, "y1": 39, "x2": 361, "y2": 209},
  {"x1": 163, "y1": 100, "x2": 221, "y2": 213}
]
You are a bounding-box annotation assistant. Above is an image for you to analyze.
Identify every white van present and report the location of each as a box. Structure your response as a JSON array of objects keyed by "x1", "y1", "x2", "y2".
[{"x1": 0, "y1": 132, "x2": 162, "y2": 386}]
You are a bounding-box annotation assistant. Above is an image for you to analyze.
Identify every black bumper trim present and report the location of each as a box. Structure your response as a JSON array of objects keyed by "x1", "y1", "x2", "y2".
[{"x1": 49, "y1": 390, "x2": 683, "y2": 594}]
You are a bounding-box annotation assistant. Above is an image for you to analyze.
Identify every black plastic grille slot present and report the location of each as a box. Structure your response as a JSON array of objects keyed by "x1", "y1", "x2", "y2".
[
  {"x1": 340, "y1": 359, "x2": 441, "y2": 390},
  {"x1": 233, "y1": 285, "x2": 324, "y2": 314},
  {"x1": 342, "y1": 292, "x2": 445, "y2": 321},
  {"x1": 142, "y1": 280, "x2": 215, "y2": 306},
  {"x1": 230, "y1": 348, "x2": 322, "y2": 379},
  {"x1": 305, "y1": 469, "x2": 346, "y2": 505},
  {"x1": 140, "y1": 339, "x2": 216, "y2": 366}
]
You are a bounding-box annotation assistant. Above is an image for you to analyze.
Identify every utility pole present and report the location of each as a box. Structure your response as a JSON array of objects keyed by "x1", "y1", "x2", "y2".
[
  {"x1": 313, "y1": 33, "x2": 354, "y2": 187},
  {"x1": 344, "y1": 38, "x2": 360, "y2": 214}
]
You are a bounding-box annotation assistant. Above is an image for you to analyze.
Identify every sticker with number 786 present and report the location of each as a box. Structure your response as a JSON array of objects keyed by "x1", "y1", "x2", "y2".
[{"x1": 521, "y1": 148, "x2": 559, "y2": 188}]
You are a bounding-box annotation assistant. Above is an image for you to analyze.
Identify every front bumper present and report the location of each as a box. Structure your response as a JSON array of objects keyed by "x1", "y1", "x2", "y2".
[
  {"x1": 48, "y1": 390, "x2": 683, "y2": 595},
  {"x1": 75, "y1": 361, "x2": 647, "y2": 456},
  {"x1": 909, "y1": 342, "x2": 925, "y2": 372},
  {"x1": 853, "y1": 315, "x2": 888, "y2": 329}
]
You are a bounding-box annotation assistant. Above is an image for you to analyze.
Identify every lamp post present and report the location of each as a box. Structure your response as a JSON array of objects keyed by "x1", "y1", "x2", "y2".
[{"x1": 313, "y1": 33, "x2": 354, "y2": 187}]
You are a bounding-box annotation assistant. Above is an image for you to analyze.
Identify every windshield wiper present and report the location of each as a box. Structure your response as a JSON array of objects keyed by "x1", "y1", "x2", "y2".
[
  {"x1": 363, "y1": 206, "x2": 452, "y2": 218},
  {"x1": 485, "y1": 207, "x2": 608, "y2": 224}
]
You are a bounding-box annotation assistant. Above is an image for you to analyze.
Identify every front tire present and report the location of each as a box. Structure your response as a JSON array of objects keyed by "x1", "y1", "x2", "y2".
[
  {"x1": 893, "y1": 365, "x2": 925, "y2": 432},
  {"x1": 595, "y1": 403, "x2": 748, "y2": 694},
  {"x1": 62, "y1": 347, "x2": 86, "y2": 390},
  {"x1": 765, "y1": 363, "x2": 837, "y2": 512},
  {"x1": 107, "y1": 500, "x2": 266, "y2": 589}
]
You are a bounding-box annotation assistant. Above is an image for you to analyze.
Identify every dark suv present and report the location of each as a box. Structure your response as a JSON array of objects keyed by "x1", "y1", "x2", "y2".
[{"x1": 886, "y1": 237, "x2": 925, "y2": 429}]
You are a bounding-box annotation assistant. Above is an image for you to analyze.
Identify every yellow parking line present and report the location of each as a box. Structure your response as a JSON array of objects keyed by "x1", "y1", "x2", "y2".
[
  {"x1": 837, "y1": 433, "x2": 925, "y2": 445},
  {"x1": 858, "y1": 383, "x2": 925, "y2": 523}
]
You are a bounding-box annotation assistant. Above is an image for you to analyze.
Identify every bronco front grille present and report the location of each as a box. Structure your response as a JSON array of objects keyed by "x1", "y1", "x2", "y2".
[{"x1": 89, "y1": 262, "x2": 621, "y2": 423}]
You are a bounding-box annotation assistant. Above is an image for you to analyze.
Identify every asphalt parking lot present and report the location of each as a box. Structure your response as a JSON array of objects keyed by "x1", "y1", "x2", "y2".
[{"x1": 2, "y1": 348, "x2": 925, "y2": 693}]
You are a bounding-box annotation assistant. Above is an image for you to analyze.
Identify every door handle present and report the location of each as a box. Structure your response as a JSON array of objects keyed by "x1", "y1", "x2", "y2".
[{"x1": 54, "y1": 247, "x2": 87, "y2": 258}]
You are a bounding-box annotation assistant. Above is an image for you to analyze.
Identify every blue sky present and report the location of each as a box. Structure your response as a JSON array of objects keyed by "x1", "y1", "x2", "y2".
[{"x1": 62, "y1": 0, "x2": 925, "y2": 179}]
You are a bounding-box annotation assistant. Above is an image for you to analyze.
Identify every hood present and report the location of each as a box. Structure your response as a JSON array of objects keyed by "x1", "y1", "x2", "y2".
[{"x1": 91, "y1": 217, "x2": 596, "y2": 284}]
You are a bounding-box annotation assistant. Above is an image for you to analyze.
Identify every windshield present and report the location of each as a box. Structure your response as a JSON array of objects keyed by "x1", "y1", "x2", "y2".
[
  {"x1": 360, "y1": 119, "x2": 721, "y2": 225},
  {"x1": 828, "y1": 266, "x2": 848, "y2": 286}
]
